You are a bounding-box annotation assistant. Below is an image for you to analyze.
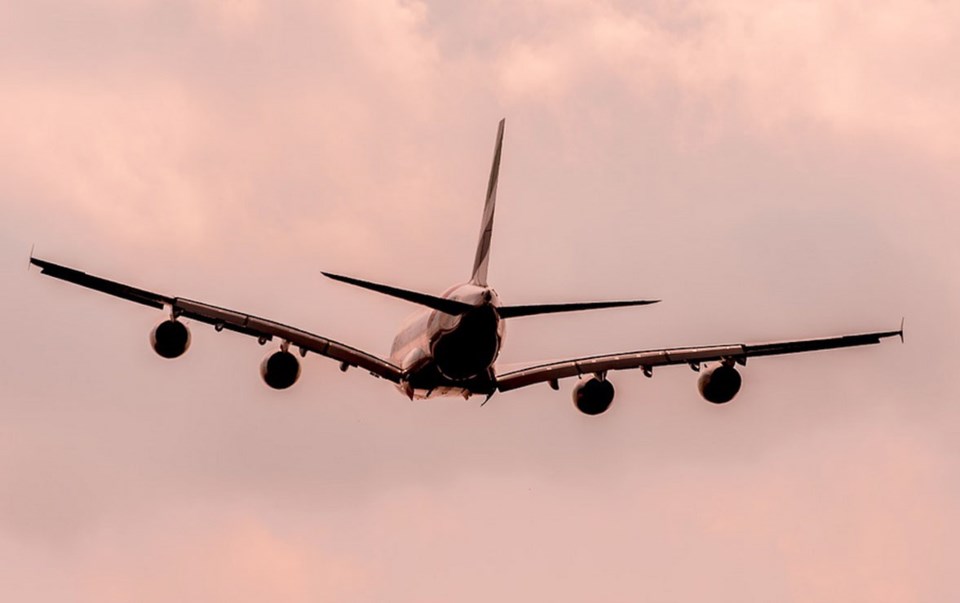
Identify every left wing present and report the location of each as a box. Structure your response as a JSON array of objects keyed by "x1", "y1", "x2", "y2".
[
  {"x1": 496, "y1": 327, "x2": 903, "y2": 392},
  {"x1": 30, "y1": 257, "x2": 402, "y2": 382}
]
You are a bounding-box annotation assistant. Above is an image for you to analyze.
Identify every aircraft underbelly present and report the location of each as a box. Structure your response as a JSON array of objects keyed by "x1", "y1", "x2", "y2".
[
  {"x1": 397, "y1": 305, "x2": 503, "y2": 399},
  {"x1": 432, "y1": 305, "x2": 501, "y2": 381}
]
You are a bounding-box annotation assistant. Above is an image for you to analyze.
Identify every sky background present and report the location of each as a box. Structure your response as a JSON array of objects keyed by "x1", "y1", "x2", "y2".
[{"x1": 1, "y1": 0, "x2": 958, "y2": 600}]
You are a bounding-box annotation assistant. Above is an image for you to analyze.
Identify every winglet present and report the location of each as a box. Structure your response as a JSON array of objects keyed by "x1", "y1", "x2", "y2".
[
  {"x1": 899, "y1": 317, "x2": 905, "y2": 343},
  {"x1": 28, "y1": 244, "x2": 35, "y2": 271}
]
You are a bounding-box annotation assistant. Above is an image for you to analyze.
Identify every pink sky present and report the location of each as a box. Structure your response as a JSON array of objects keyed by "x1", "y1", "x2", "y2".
[{"x1": 1, "y1": 0, "x2": 958, "y2": 600}]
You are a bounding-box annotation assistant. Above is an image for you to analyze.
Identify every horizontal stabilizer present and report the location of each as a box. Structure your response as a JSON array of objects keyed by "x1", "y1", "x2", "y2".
[
  {"x1": 322, "y1": 272, "x2": 474, "y2": 316},
  {"x1": 498, "y1": 299, "x2": 660, "y2": 318}
]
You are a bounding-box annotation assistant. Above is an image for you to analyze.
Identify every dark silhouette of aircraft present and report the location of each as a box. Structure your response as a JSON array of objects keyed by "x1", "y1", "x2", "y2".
[{"x1": 30, "y1": 120, "x2": 902, "y2": 414}]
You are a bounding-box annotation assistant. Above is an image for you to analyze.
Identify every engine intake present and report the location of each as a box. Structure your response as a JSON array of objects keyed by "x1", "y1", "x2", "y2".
[
  {"x1": 260, "y1": 350, "x2": 301, "y2": 390},
  {"x1": 572, "y1": 377, "x2": 615, "y2": 415},
  {"x1": 150, "y1": 320, "x2": 191, "y2": 359},
  {"x1": 697, "y1": 365, "x2": 742, "y2": 404}
]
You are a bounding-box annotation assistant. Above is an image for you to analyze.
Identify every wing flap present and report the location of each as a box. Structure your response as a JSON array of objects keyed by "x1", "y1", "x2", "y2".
[
  {"x1": 31, "y1": 257, "x2": 402, "y2": 383},
  {"x1": 174, "y1": 298, "x2": 402, "y2": 381},
  {"x1": 497, "y1": 344, "x2": 743, "y2": 391},
  {"x1": 31, "y1": 258, "x2": 172, "y2": 309},
  {"x1": 496, "y1": 330, "x2": 901, "y2": 392},
  {"x1": 743, "y1": 331, "x2": 899, "y2": 357}
]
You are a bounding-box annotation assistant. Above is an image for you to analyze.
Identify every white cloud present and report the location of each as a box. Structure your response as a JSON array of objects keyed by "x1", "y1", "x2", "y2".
[
  {"x1": 2, "y1": 2, "x2": 957, "y2": 602},
  {"x1": 495, "y1": 0, "x2": 960, "y2": 158}
]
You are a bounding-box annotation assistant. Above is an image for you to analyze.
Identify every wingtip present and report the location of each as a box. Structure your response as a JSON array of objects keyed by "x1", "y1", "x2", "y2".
[
  {"x1": 27, "y1": 245, "x2": 44, "y2": 272},
  {"x1": 899, "y1": 317, "x2": 905, "y2": 343}
]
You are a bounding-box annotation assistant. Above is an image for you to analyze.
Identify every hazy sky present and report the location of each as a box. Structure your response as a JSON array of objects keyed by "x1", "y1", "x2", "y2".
[{"x1": 2, "y1": 1, "x2": 958, "y2": 601}]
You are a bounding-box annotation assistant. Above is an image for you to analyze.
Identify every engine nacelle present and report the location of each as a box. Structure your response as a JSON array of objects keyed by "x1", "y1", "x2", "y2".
[
  {"x1": 572, "y1": 377, "x2": 615, "y2": 415},
  {"x1": 260, "y1": 350, "x2": 301, "y2": 390},
  {"x1": 150, "y1": 320, "x2": 191, "y2": 359},
  {"x1": 697, "y1": 365, "x2": 742, "y2": 404}
]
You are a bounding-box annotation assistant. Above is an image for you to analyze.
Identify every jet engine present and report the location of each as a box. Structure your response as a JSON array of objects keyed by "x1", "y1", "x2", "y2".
[
  {"x1": 260, "y1": 350, "x2": 301, "y2": 390},
  {"x1": 572, "y1": 377, "x2": 615, "y2": 415},
  {"x1": 697, "y1": 364, "x2": 742, "y2": 404},
  {"x1": 150, "y1": 320, "x2": 191, "y2": 359}
]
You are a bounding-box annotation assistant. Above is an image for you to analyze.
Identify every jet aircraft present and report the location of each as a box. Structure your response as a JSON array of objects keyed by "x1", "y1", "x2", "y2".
[{"x1": 30, "y1": 119, "x2": 902, "y2": 414}]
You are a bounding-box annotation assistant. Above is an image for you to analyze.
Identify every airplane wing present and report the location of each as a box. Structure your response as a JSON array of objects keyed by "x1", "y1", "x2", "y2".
[
  {"x1": 495, "y1": 327, "x2": 903, "y2": 392},
  {"x1": 30, "y1": 257, "x2": 403, "y2": 383}
]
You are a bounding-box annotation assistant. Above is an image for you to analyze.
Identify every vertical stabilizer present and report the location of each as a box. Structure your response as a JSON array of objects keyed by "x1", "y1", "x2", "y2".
[{"x1": 471, "y1": 119, "x2": 504, "y2": 286}]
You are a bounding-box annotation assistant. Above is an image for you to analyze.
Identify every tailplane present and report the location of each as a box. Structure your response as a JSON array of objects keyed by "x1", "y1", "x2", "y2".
[
  {"x1": 471, "y1": 118, "x2": 504, "y2": 286},
  {"x1": 324, "y1": 120, "x2": 661, "y2": 320},
  {"x1": 497, "y1": 299, "x2": 660, "y2": 318},
  {"x1": 322, "y1": 272, "x2": 473, "y2": 316}
]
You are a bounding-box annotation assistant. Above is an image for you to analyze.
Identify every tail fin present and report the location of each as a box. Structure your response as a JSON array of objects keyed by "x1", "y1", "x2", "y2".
[{"x1": 471, "y1": 118, "x2": 504, "y2": 286}]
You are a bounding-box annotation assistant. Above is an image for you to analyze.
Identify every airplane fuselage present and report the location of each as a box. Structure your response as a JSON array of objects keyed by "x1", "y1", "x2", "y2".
[{"x1": 389, "y1": 283, "x2": 505, "y2": 399}]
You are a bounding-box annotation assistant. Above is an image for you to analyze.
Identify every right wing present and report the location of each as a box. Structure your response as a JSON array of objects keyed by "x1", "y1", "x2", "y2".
[
  {"x1": 496, "y1": 327, "x2": 903, "y2": 392},
  {"x1": 30, "y1": 257, "x2": 402, "y2": 383}
]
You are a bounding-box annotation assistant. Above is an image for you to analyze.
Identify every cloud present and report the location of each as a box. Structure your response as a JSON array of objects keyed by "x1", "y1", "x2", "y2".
[
  {"x1": 1, "y1": 1, "x2": 957, "y2": 602},
  {"x1": 0, "y1": 0, "x2": 445, "y2": 258},
  {"x1": 495, "y1": 0, "x2": 960, "y2": 159},
  {"x1": 0, "y1": 506, "x2": 368, "y2": 603}
]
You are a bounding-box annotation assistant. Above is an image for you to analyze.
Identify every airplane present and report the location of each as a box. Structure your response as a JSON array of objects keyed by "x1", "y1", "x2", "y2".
[{"x1": 29, "y1": 119, "x2": 903, "y2": 415}]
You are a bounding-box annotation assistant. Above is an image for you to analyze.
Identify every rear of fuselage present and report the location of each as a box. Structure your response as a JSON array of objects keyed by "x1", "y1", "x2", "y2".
[{"x1": 389, "y1": 283, "x2": 504, "y2": 399}]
